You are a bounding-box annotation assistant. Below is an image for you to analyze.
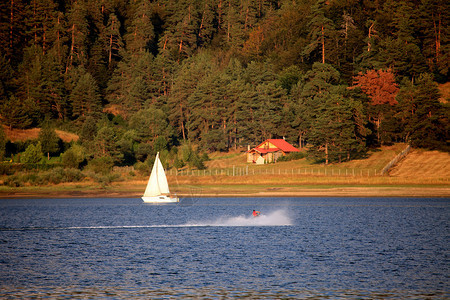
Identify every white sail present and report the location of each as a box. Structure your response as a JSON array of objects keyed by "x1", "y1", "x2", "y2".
[{"x1": 142, "y1": 153, "x2": 178, "y2": 203}]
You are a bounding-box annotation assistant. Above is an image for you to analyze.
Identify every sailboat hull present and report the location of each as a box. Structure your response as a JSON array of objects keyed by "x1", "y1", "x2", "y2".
[{"x1": 142, "y1": 195, "x2": 179, "y2": 203}]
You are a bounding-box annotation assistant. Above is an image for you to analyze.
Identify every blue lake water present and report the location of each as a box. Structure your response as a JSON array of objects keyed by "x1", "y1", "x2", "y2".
[{"x1": 0, "y1": 197, "x2": 448, "y2": 299}]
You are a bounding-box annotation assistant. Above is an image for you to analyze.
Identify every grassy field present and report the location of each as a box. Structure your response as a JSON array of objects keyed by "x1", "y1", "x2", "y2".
[
  {"x1": 3, "y1": 125, "x2": 79, "y2": 142},
  {"x1": 1, "y1": 143, "x2": 448, "y2": 198},
  {"x1": 389, "y1": 148, "x2": 450, "y2": 178}
]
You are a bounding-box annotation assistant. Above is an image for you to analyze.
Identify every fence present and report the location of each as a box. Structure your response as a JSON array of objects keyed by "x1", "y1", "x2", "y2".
[
  {"x1": 380, "y1": 145, "x2": 411, "y2": 175},
  {"x1": 168, "y1": 166, "x2": 381, "y2": 177}
]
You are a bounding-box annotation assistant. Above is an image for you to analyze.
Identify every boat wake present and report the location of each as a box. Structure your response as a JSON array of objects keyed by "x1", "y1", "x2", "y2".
[
  {"x1": 185, "y1": 209, "x2": 292, "y2": 227},
  {"x1": 0, "y1": 210, "x2": 292, "y2": 231}
]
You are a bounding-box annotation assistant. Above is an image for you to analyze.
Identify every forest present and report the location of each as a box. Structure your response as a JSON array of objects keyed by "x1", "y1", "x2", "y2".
[{"x1": 0, "y1": 0, "x2": 448, "y2": 171}]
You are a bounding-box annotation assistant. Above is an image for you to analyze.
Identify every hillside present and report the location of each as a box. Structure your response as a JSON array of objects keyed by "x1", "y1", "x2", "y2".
[
  {"x1": 389, "y1": 149, "x2": 450, "y2": 178},
  {"x1": 2, "y1": 126, "x2": 79, "y2": 143},
  {"x1": 439, "y1": 82, "x2": 450, "y2": 103},
  {"x1": 205, "y1": 144, "x2": 408, "y2": 172},
  {"x1": 203, "y1": 144, "x2": 450, "y2": 180}
]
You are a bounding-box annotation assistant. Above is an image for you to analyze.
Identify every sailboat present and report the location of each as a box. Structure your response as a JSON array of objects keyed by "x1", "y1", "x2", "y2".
[{"x1": 142, "y1": 152, "x2": 179, "y2": 203}]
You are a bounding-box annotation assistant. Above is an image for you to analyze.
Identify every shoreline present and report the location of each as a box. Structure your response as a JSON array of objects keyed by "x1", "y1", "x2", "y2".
[{"x1": 1, "y1": 184, "x2": 449, "y2": 199}]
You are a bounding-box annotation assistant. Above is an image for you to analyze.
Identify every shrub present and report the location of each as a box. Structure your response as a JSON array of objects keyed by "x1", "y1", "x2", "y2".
[
  {"x1": 90, "y1": 173, "x2": 121, "y2": 187},
  {"x1": 276, "y1": 152, "x2": 306, "y2": 162},
  {"x1": 134, "y1": 161, "x2": 150, "y2": 175},
  {"x1": 0, "y1": 163, "x2": 15, "y2": 175},
  {"x1": 2, "y1": 167, "x2": 85, "y2": 186},
  {"x1": 86, "y1": 156, "x2": 114, "y2": 174},
  {"x1": 21, "y1": 142, "x2": 44, "y2": 164},
  {"x1": 3, "y1": 175, "x2": 23, "y2": 187},
  {"x1": 173, "y1": 157, "x2": 185, "y2": 170},
  {"x1": 61, "y1": 145, "x2": 86, "y2": 169}
]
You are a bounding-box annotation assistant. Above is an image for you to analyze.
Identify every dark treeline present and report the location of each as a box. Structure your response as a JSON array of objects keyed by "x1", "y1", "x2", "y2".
[{"x1": 0, "y1": 0, "x2": 448, "y2": 167}]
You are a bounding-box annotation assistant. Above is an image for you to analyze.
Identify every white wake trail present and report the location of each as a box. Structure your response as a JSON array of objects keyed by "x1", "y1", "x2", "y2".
[{"x1": 185, "y1": 209, "x2": 292, "y2": 227}]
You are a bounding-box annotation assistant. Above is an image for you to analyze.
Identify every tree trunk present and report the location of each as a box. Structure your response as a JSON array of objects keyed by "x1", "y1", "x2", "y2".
[
  {"x1": 321, "y1": 25, "x2": 325, "y2": 64},
  {"x1": 433, "y1": 12, "x2": 441, "y2": 63},
  {"x1": 180, "y1": 105, "x2": 186, "y2": 140},
  {"x1": 10, "y1": 0, "x2": 13, "y2": 53}
]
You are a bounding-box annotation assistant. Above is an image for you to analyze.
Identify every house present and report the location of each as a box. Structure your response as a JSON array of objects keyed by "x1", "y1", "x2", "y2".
[{"x1": 247, "y1": 139, "x2": 300, "y2": 164}]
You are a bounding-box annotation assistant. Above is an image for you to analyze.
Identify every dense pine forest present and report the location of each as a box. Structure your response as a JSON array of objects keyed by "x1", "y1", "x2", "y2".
[{"x1": 0, "y1": 0, "x2": 448, "y2": 171}]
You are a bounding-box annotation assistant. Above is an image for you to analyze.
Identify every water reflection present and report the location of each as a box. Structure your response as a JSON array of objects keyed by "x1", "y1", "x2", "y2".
[
  {"x1": 1, "y1": 286, "x2": 447, "y2": 299},
  {"x1": 0, "y1": 197, "x2": 448, "y2": 298}
]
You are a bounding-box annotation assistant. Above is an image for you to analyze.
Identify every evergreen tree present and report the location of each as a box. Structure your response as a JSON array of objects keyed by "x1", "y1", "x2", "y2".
[
  {"x1": 296, "y1": 63, "x2": 367, "y2": 162},
  {"x1": 0, "y1": 125, "x2": 6, "y2": 161},
  {"x1": 46, "y1": 11, "x2": 67, "y2": 65},
  {"x1": 70, "y1": 70, "x2": 102, "y2": 120},
  {"x1": 38, "y1": 122, "x2": 60, "y2": 160},
  {"x1": 0, "y1": 52, "x2": 14, "y2": 105},
  {"x1": 198, "y1": 0, "x2": 216, "y2": 47},
  {"x1": 417, "y1": 0, "x2": 449, "y2": 81},
  {"x1": 105, "y1": 13, "x2": 123, "y2": 66},
  {"x1": 25, "y1": 0, "x2": 58, "y2": 54},
  {"x1": 0, "y1": 95, "x2": 35, "y2": 129},
  {"x1": 124, "y1": 0, "x2": 155, "y2": 55},
  {"x1": 303, "y1": 0, "x2": 334, "y2": 64},
  {"x1": 107, "y1": 51, "x2": 161, "y2": 116},
  {"x1": 0, "y1": 0, "x2": 27, "y2": 64},
  {"x1": 129, "y1": 106, "x2": 172, "y2": 144},
  {"x1": 21, "y1": 142, "x2": 43, "y2": 164},
  {"x1": 397, "y1": 73, "x2": 447, "y2": 149},
  {"x1": 94, "y1": 125, "x2": 123, "y2": 164},
  {"x1": 168, "y1": 52, "x2": 215, "y2": 140},
  {"x1": 61, "y1": 144, "x2": 86, "y2": 169},
  {"x1": 66, "y1": 0, "x2": 89, "y2": 71}
]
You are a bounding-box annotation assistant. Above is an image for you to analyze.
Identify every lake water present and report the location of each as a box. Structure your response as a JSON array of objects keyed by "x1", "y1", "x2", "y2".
[{"x1": 0, "y1": 197, "x2": 448, "y2": 299}]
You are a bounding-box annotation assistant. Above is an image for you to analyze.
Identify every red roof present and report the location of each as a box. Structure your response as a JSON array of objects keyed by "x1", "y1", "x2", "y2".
[
  {"x1": 253, "y1": 147, "x2": 280, "y2": 154},
  {"x1": 266, "y1": 139, "x2": 299, "y2": 152},
  {"x1": 249, "y1": 139, "x2": 299, "y2": 153}
]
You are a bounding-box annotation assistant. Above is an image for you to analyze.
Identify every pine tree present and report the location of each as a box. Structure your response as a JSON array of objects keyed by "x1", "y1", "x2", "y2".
[
  {"x1": 21, "y1": 142, "x2": 43, "y2": 164},
  {"x1": 124, "y1": 0, "x2": 155, "y2": 55},
  {"x1": 397, "y1": 73, "x2": 447, "y2": 149},
  {"x1": 417, "y1": 0, "x2": 450, "y2": 80},
  {"x1": 303, "y1": 0, "x2": 334, "y2": 64},
  {"x1": 94, "y1": 125, "x2": 123, "y2": 164},
  {"x1": 158, "y1": 1, "x2": 200, "y2": 61},
  {"x1": 0, "y1": 125, "x2": 6, "y2": 161},
  {"x1": 0, "y1": 95, "x2": 34, "y2": 129},
  {"x1": 0, "y1": 51, "x2": 14, "y2": 104},
  {"x1": 38, "y1": 121, "x2": 60, "y2": 160},
  {"x1": 70, "y1": 70, "x2": 102, "y2": 120},
  {"x1": 104, "y1": 13, "x2": 123, "y2": 66},
  {"x1": 198, "y1": 1, "x2": 216, "y2": 47},
  {"x1": 0, "y1": 0, "x2": 27, "y2": 64},
  {"x1": 25, "y1": 0, "x2": 57, "y2": 54},
  {"x1": 168, "y1": 52, "x2": 215, "y2": 140},
  {"x1": 66, "y1": 0, "x2": 89, "y2": 71}
]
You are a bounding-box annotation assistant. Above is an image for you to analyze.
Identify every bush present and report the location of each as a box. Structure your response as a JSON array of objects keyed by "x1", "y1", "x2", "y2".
[
  {"x1": 86, "y1": 156, "x2": 114, "y2": 174},
  {"x1": 276, "y1": 152, "x2": 306, "y2": 162},
  {"x1": 21, "y1": 142, "x2": 44, "y2": 164},
  {"x1": 173, "y1": 157, "x2": 185, "y2": 170},
  {"x1": 0, "y1": 163, "x2": 15, "y2": 175},
  {"x1": 134, "y1": 161, "x2": 151, "y2": 175},
  {"x1": 2, "y1": 167, "x2": 85, "y2": 186},
  {"x1": 61, "y1": 144, "x2": 86, "y2": 168},
  {"x1": 3, "y1": 175, "x2": 23, "y2": 187},
  {"x1": 89, "y1": 173, "x2": 121, "y2": 187}
]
